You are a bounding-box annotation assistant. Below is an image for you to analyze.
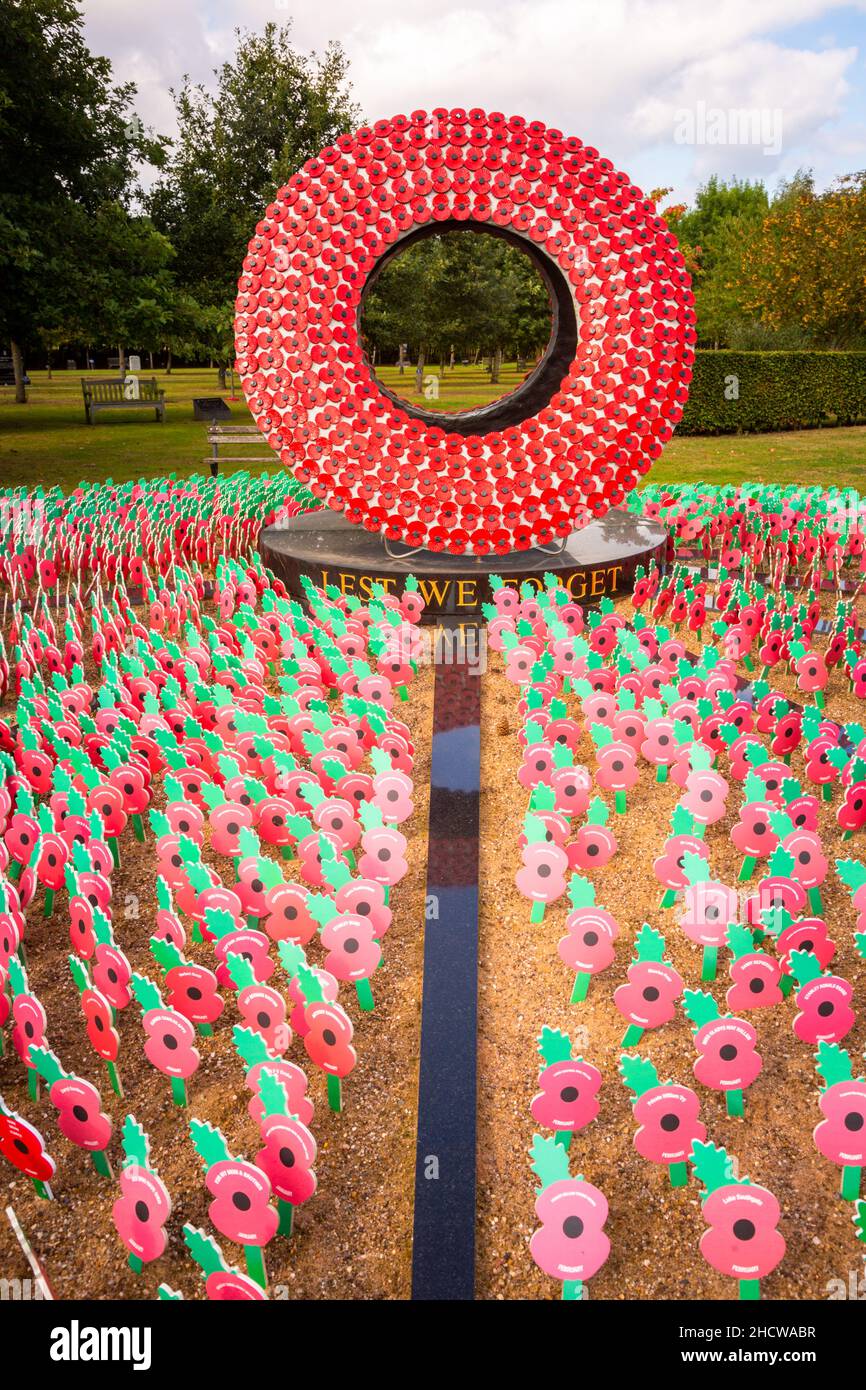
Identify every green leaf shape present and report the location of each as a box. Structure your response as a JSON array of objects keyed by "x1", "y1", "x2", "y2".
[
  {"x1": 257, "y1": 1068, "x2": 289, "y2": 1119},
  {"x1": 150, "y1": 935, "x2": 184, "y2": 974},
  {"x1": 568, "y1": 874, "x2": 596, "y2": 911},
  {"x1": 537, "y1": 1027, "x2": 572, "y2": 1066},
  {"x1": 836, "y1": 858, "x2": 866, "y2": 893},
  {"x1": 121, "y1": 1115, "x2": 151, "y2": 1171},
  {"x1": 619, "y1": 1052, "x2": 660, "y2": 1099},
  {"x1": 726, "y1": 923, "x2": 758, "y2": 961},
  {"x1": 767, "y1": 845, "x2": 795, "y2": 879},
  {"x1": 681, "y1": 851, "x2": 711, "y2": 886},
  {"x1": 29, "y1": 1045, "x2": 67, "y2": 1086},
  {"x1": 130, "y1": 972, "x2": 163, "y2": 1013},
  {"x1": 225, "y1": 951, "x2": 257, "y2": 992},
  {"x1": 232, "y1": 1024, "x2": 274, "y2": 1072},
  {"x1": 530, "y1": 783, "x2": 556, "y2": 812},
  {"x1": 529, "y1": 1133, "x2": 571, "y2": 1191},
  {"x1": 789, "y1": 949, "x2": 824, "y2": 987},
  {"x1": 189, "y1": 1118, "x2": 231, "y2": 1171},
  {"x1": 634, "y1": 924, "x2": 666, "y2": 964},
  {"x1": 815, "y1": 1041, "x2": 853, "y2": 1090},
  {"x1": 853, "y1": 1201, "x2": 866, "y2": 1244},
  {"x1": 586, "y1": 797, "x2": 610, "y2": 827},
  {"x1": 683, "y1": 988, "x2": 720, "y2": 1029},
  {"x1": 670, "y1": 804, "x2": 696, "y2": 836},
  {"x1": 183, "y1": 1224, "x2": 227, "y2": 1277},
  {"x1": 691, "y1": 1139, "x2": 737, "y2": 1196}
]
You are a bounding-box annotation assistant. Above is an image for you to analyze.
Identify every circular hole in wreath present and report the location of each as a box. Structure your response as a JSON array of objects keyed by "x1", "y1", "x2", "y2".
[{"x1": 358, "y1": 219, "x2": 577, "y2": 437}]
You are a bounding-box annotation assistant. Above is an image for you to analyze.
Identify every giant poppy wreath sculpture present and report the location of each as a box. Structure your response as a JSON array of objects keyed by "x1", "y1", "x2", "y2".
[{"x1": 236, "y1": 107, "x2": 695, "y2": 555}]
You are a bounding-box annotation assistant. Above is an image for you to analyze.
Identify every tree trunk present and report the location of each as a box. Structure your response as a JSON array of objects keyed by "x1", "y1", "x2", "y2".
[
  {"x1": 149, "y1": 350, "x2": 154, "y2": 369},
  {"x1": 10, "y1": 339, "x2": 26, "y2": 404},
  {"x1": 46, "y1": 351, "x2": 52, "y2": 380},
  {"x1": 166, "y1": 347, "x2": 172, "y2": 374},
  {"x1": 450, "y1": 344, "x2": 455, "y2": 369},
  {"x1": 490, "y1": 346, "x2": 502, "y2": 384},
  {"x1": 117, "y1": 344, "x2": 126, "y2": 376},
  {"x1": 218, "y1": 365, "x2": 227, "y2": 389},
  {"x1": 415, "y1": 348, "x2": 425, "y2": 394}
]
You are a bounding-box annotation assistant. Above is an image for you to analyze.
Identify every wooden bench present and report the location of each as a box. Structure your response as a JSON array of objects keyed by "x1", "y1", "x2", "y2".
[
  {"x1": 81, "y1": 376, "x2": 165, "y2": 424},
  {"x1": 204, "y1": 424, "x2": 276, "y2": 476}
]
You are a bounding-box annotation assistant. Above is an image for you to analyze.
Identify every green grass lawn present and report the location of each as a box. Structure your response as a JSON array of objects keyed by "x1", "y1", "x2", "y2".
[{"x1": 2, "y1": 365, "x2": 865, "y2": 494}]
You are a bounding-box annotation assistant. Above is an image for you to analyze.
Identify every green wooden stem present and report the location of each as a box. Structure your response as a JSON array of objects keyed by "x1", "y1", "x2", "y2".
[
  {"x1": 278, "y1": 1199, "x2": 295, "y2": 1238},
  {"x1": 43, "y1": 887, "x2": 54, "y2": 917},
  {"x1": 622, "y1": 1024, "x2": 644, "y2": 1047},
  {"x1": 570, "y1": 971, "x2": 591, "y2": 1004},
  {"x1": 807, "y1": 886, "x2": 824, "y2": 913},
  {"x1": 245, "y1": 1244, "x2": 267, "y2": 1289},
  {"x1": 780, "y1": 973, "x2": 795, "y2": 997},
  {"x1": 109, "y1": 837, "x2": 120, "y2": 868},
  {"x1": 32, "y1": 1179, "x2": 53, "y2": 1200},
  {"x1": 655, "y1": 764, "x2": 668, "y2": 783},
  {"x1": 170, "y1": 1075, "x2": 187, "y2": 1107},
  {"x1": 738, "y1": 855, "x2": 756, "y2": 882},
  {"x1": 128, "y1": 1253, "x2": 144, "y2": 1274},
  {"x1": 669, "y1": 1161, "x2": 688, "y2": 1188},
  {"x1": 726, "y1": 1088, "x2": 745, "y2": 1117},
  {"x1": 841, "y1": 1165, "x2": 862, "y2": 1201},
  {"x1": 562, "y1": 1278, "x2": 583, "y2": 1300},
  {"x1": 106, "y1": 1059, "x2": 123, "y2": 1097},
  {"x1": 614, "y1": 789, "x2": 627, "y2": 815},
  {"x1": 659, "y1": 888, "x2": 677, "y2": 909},
  {"x1": 530, "y1": 899, "x2": 546, "y2": 924},
  {"x1": 281, "y1": 843, "x2": 295, "y2": 860},
  {"x1": 327, "y1": 1074, "x2": 342, "y2": 1113},
  {"x1": 739, "y1": 1279, "x2": 760, "y2": 1301},
  {"x1": 27, "y1": 1068, "x2": 40, "y2": 1102},
  {"x1": 701, "y1": 946, "x2": 718, "y2": 982},
  {"x1": 91, "y1": 1148, "x2": 113, "y2": 1178},
  {"x1": 554, "y1": 1130, "x2": 572, "y2": 1152},
  {"x1": 131, "y1": 812, "x2": 146, "y2": 842},
  {"x1": 197, "y1": 1022, "x2": 213, "y2": 1036},
  {"x1": 355, "y1": 977, "x2": 375, "y2": 1012},
  {"x1": 822, "y1": 783, "x2": 833, "y2": 802}
]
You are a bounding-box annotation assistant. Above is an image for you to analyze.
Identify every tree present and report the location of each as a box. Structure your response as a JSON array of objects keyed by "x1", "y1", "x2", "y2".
[
  {"x1": 0, "y1": 0, "x2": 167, "y2": 399},
  {"x1": 147, "y1": 21, "x2": 360, "y2": 378},
  {"x1": 360, "y1": 230, "x2": 553, "y2": 379},
  {"x1": 738, "y1": 171, "x2": 866, "y2": 348}
]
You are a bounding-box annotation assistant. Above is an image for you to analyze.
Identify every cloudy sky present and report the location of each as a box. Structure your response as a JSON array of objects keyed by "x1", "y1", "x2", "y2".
[{"x1": 83, "y1": 0, "x2": 866, "y2": 204}]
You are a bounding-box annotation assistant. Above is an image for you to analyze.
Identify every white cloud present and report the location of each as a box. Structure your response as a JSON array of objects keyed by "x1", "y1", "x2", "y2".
[{"x1": 81, "y1": 0, "x2": 864, "y2": 202}]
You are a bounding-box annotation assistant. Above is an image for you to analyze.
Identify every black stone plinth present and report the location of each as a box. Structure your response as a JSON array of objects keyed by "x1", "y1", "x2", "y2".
[{"x1": 259, "y1": 508, "x2": 668, "y2": 620}]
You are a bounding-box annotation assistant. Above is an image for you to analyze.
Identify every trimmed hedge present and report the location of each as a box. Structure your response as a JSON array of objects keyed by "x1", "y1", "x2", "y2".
[{"x1": 678, "y1": 351, "x2": 866, "y2": 435}]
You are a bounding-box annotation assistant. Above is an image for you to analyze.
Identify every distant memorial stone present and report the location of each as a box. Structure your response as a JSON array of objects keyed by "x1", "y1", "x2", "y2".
[{"x1": 193, "y1": 397, "x2": 232, "y2": 421}]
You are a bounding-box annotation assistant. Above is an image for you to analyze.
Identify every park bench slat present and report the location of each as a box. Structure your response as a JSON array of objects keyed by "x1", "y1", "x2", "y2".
[
  {"x1": 81, "y1": 375, "x2": 165, "y2": 424},
  {"x1": 205, "y1": 422, "x2": 279, "y2": 476}
]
